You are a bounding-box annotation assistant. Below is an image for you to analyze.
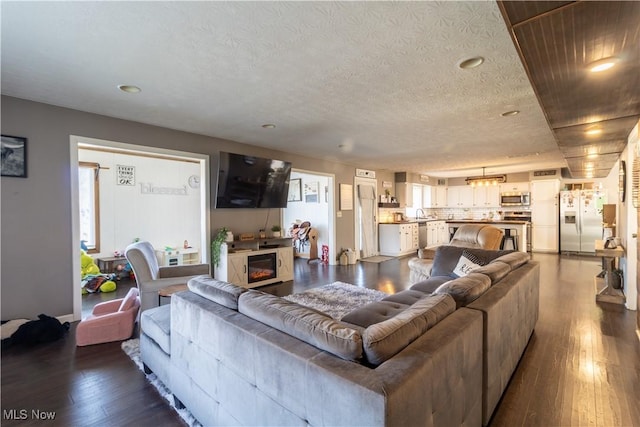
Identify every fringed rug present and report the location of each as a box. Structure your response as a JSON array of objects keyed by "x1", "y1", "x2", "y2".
[
  {"x1": 284, "y1": 281, "x2": 388, "y2": 319},
  {"x1": 121, "y1": 339, "x2": 201, "y2": 427}
]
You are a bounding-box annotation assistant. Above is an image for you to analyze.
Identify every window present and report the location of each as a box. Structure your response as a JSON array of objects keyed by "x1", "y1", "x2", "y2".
[{"x1": 79, "y1": 162, "x2": 100, "y2": 253}]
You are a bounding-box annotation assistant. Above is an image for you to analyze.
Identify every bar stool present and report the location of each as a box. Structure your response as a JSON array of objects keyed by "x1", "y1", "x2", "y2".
[{"x1": 501, "y1": 228, "x2": 518, "y2": 251}]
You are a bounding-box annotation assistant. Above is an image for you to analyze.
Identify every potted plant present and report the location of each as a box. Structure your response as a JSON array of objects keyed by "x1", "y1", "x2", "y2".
[
  {"x1": 211, "y1": 227, "x2": 230, "y2": 269},
  {"x1": 271, "y1": 225, "x2": 282, "y2": 238}
]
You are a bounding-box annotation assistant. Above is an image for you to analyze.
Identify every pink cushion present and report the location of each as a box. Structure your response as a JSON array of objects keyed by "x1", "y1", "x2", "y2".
[{"x1": 118, "y1": 288, "x2": 140, "y2": 312}]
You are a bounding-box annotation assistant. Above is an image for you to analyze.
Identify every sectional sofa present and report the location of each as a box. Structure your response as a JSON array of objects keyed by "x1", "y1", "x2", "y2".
[{"x1": 140, "y1": 246, "x2": 539, "y2": 426}]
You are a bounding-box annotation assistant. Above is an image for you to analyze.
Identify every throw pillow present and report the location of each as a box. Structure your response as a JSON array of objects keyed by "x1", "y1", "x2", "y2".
[{"x1": 452, "y1": 250, "x2": 487, "y2": 278}]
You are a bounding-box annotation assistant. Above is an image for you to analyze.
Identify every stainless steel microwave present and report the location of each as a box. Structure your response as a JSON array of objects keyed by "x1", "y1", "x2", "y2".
[{"x1": 500, "y1": 191, "x2": 531, "y2": 207}]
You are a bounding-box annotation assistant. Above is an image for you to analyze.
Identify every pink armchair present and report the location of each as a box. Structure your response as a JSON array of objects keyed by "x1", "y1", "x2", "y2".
[{"x1": 76, "y1": 287, "x2": 141, "y2": 346}]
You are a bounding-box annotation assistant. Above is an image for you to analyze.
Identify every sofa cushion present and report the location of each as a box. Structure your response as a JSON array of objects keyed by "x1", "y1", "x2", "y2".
[
  {"x1": 431, "y1": 246, "x2": 512, "y2": 278},
  {"x1": 382, "y1": 289, "x2": 429, "y2": 306},
  {"x1": 472, "y1": 261, "x2": 512, "y2": 284},
  {"x1": 452, "y1": 250, "x2": 487, "y2": 278},
  {"x1": 362, "y1": 294, "x2": 456, "y2": 366},
  {"x1": 434, "y1": 273, "x2": 492, "y2": 308},
  {"x1": 409, "y1": 275, "x2": 451, "y2": 294},
  {"x1": 238, "y1": 290, "x2": 363, "y2": 362},
  {"x1": 340, "y1": 300, "x2": 410, "y2": 328},
  {"x1": 491, "y1": 251, "x2": 530, "y2": 270},
  {"x1": 140, "y1": 304, "x2": 171, "y2": 354},
  {"x1": 188, "y1": 275, "x2": 246, "y2": 310}
]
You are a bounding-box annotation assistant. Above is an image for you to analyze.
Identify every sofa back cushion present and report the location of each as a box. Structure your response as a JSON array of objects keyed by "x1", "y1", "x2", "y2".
[
  {"x1": 188, "y1": 275, "x2": 247, "y2": 310},
  {"x1": 490, "y1": 251, "x2": 530, "y2": 270},
  {"x1": 434, "y1": 273, "x2": 492, "y2": 308},
  {"x1": 362, "y1": 294, "x2": 455, "y2": 366},
  {"x1": 238, "y1": 290, "x2": 363, "y2": 362},
  {"x1": 471, "y1": 261, "x2": 511, "y2": 284},
  {"x1": 431, "y1": 246, "x2": 512, "y2": 278}
]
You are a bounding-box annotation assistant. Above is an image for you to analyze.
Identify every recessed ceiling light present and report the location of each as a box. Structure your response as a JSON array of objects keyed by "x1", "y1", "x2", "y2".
[
  {"x1": 501, "y1": 110, "x2": 520, "y2": 117},
  {"x1": 588, "y1": 57, "x2": 618, "y2": 73},
  {"x1": 261, "y1": 124, "x2": 276, "y2": 129},
  {"x1": 585, "y1": 128, "x2": 602, "y2": 136},
  {"x1": 458, "y1": 56, "x2": 484, "y2": 70},
  {"x1": 117, "y1": 84, "x2": 141, "y2": 93}
]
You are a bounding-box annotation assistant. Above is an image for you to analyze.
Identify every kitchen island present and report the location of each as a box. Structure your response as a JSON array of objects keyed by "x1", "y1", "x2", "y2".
[{"x1": 446, "y1": 220, "x2": 530, "y2": 253}]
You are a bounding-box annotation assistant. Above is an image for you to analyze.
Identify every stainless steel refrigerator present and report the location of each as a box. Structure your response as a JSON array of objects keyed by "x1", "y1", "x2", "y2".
[{"x1": 560, "y1": 189, "x2": 607, "y2": 253}]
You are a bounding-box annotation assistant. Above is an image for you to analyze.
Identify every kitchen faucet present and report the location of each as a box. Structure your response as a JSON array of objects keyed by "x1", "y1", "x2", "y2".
[{"x1": 416, "y1": 209, "x2": 426, "y2": 219}]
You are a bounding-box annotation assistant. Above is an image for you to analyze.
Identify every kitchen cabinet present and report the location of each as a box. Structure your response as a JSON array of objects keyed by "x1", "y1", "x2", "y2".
[
  {"x1": 436, "y1": 221, "x2": 449, "y2": 244},
  {"x1": 396, "y1": 183, "x2": 423, "y2": 208},
  {"x1": 422, "y1": 185, "x2": 447, "y2": 208},
  {"x1": 379, "y1": 223, "x2": 419, "y2": 256},
  {"x1": 531, "y1": 179, "x2": 559, "y2": 253},
  {"x1": 473, "y1": 186, "x2": 500, "y2": 207},
  {"x1": 424, "y1": 220, "x2": 448, "y2": 247},
  {"x1": 447, "y1": 185, "x2": 474, "y2": 207},
  {"x1": 500, "y1": 182, "x2": 530, "y2": 193}
]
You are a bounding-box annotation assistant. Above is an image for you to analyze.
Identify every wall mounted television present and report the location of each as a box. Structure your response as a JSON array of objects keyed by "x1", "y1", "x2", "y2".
[{"x1": 215, "y1": 151, "x2": 292, "y2": 208}]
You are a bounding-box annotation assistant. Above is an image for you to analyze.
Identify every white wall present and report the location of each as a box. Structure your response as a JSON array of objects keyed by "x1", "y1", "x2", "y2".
[
  {"x1": 620, "y1": 122, "x2": 639, "y2": 311},
  {"x1": 78, "y1": 148, "x2": 201, "y2": 258}
]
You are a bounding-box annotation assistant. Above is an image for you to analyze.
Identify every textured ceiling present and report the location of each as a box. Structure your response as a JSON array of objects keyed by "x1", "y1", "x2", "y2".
[{"x1": 0, "y1": 1, "x2": 582, "y2": 178}]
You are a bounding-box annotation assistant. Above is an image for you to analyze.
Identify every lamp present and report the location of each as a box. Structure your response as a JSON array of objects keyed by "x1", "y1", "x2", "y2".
[{"x1": 465, "y1": 167, "x2": 506, "y2": 187}]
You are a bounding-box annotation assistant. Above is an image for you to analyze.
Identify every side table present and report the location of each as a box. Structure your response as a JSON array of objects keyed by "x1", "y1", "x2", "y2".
[
  {"x1": 594, "y1": 239, "x2": 625, "y2": 305},
  {"x1": 97, "y1": 256, "x2": 128, "y2": 276},
  {"x1": 158, "y1": 284, "x2": 189, "y2": 306}
]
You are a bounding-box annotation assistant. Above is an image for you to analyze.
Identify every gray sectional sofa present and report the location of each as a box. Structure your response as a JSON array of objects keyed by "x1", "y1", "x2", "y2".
[{"x1": 140, "y1": 246, "x2": 539, "y2": 427}]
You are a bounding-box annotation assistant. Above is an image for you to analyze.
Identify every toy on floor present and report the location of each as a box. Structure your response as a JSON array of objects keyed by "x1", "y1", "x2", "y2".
[{"x1": 80, "y1": 250, "x2": 117, "y2": 293}]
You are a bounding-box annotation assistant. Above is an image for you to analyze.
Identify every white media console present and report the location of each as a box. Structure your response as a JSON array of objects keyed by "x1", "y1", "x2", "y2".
[{"x1": 214, "y1": 238, "x2": 294, "y2": 289}]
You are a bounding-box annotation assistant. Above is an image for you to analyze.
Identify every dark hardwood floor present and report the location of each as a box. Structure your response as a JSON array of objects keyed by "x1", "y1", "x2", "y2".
[{"x1": 2, "y1": 253, "x2": 639, "y2": 426}]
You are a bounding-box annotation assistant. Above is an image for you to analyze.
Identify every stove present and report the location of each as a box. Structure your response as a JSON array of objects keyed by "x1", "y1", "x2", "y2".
[{"x1": 502, "y1": 211, "x2": 531, "y2": 221}]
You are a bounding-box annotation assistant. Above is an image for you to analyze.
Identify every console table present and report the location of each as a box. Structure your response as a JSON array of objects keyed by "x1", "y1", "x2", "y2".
[{"x1": 594, "y1": 239, "x2": 625, "y2": 305}]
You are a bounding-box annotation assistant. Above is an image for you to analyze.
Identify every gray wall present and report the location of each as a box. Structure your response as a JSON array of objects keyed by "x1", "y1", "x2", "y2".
[{"x1": 1, "y1": 96, "x2": 361, "y2": 319}]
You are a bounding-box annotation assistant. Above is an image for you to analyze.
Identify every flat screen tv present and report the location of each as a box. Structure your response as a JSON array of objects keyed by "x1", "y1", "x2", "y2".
[{"x1": 215, "y1": 151, "x2": 292, "y2": 208}]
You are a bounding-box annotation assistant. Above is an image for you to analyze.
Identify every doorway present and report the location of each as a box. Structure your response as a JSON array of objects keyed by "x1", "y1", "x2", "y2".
[
  {"x1": 354, "y1": 177, "x2": 378, "y2": 259},
  {"x1": 70, "y1": 135, "x2": 210, "y2": 321},
  {"x1": 282, "y1": 169, "x2": 336, "y2": 264}
]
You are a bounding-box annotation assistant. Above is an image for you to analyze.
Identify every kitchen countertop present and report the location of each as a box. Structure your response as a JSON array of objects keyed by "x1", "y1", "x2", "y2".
[
  {"x1": 380, "y1": 218, "x2": 443, "y2": 224},
  {"x1": 446, "y1": 219, "x2": 531, "y2": 225}
]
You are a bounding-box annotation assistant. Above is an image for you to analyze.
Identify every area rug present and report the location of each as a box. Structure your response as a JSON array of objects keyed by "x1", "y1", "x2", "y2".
[
  {"x1": 359, "y1": 255, "x2": 395, "y2": 263},
  {"x1": 121, "y1": 339, "x2": 201, "y2": 427},
  {"x1": 283, "y1": 281, "x2": 388, "y2": 319}
]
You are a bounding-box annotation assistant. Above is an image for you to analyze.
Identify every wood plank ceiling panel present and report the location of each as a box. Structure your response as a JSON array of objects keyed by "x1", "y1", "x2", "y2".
[{"x1": 499, "y1": 1, "x2": 640, "y2": 178}]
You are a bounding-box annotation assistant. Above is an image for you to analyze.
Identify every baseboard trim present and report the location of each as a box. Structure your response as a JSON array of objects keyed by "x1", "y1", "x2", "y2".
[{"x1": 57, "y1": 314, "x2": 76, "y2": 324}]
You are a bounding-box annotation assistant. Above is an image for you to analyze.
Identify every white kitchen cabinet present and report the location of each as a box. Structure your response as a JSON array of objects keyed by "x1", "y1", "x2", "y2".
[
  {"x1": 396, "y1": 183, "x2": 423, "y2": 208},
  {"x1": 379, "y1": 223, "x2": 419, "y2": 256},
  {"x1": 501, "y1": 182, "x2": 530, "y2": 193},
  {"x1": 531, "y1": 179, "x2": 559, "y2": 253},
  {"x1": 424, "y1": 220, "x2": 448, "y2": 247},
  {"x1": 447, "y1": 185, "x2": 474, "y2": 207},
  {"x1": 426, "y1": 222, "x2": 438, "y2": 246},
  {"x1": 423, "y1": 185, "x2": 447, "y2": 208},
  {"x1": 473, "y1": 186, "x2": 500, "y2": 207},
  {"x1": 436, "y1": 221, "x2": 449, "y2": 244}
]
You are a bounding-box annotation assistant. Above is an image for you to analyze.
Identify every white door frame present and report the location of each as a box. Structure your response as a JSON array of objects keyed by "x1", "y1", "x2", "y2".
[
  {"x1": 69, "y1": 135, "x2": 210, "y2": 321},
  {"x1": 354, "y1": 176, "x2": 378, "y2": 259}
]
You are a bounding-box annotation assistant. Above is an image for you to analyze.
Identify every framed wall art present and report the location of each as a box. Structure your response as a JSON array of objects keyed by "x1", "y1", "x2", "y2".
[
  {"x1": 1, "y1": 135, "x2": 27, "y2": 178},
  {"x1": 304, "y1": 181, "x2": 319, "y2": 203},
  {"x1": 288, "y1": 178, "x2": 302, "y2": 202}
]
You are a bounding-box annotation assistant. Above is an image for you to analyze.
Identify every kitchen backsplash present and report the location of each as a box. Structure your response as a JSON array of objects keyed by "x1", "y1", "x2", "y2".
[{"x1": 379, "y1": 207, "x2": 527, "y2": 223}]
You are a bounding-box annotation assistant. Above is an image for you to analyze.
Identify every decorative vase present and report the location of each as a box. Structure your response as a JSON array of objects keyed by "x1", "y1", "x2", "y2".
[
  {"x1": 272, "y1": 231, "x2": 281, "y2": 238},
  {"x1": 225, "y1": 231, "x2": 234, "y2": 242}
]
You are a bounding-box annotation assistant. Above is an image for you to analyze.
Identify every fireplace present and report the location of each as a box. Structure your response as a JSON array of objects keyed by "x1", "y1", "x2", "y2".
[{"x1": 247, "y1": 252, "x2": 277, "y2": 284}]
